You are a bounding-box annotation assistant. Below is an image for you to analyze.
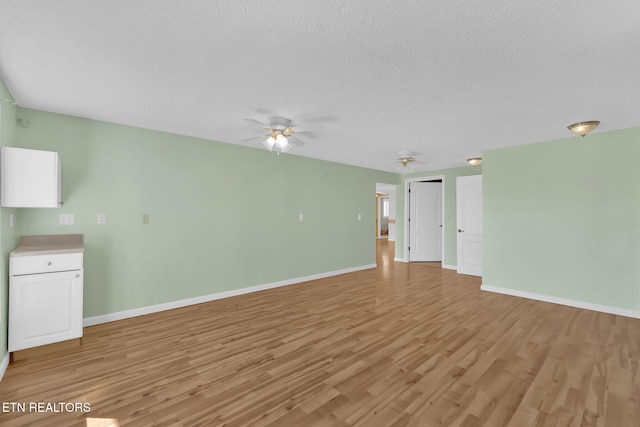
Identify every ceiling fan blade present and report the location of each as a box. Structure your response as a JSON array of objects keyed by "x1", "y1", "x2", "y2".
[
  {"x1": 244, "y1": 118, "x2": 269, "y2": 127},
  {"x1": 293, "y1": 113, "x2": 337, "y2": 124},
  {"x1": 289, "y1": 136, "x2": 306, "y2": 147},
  {"x1": 241, "y1": 136, "x2": 265, "y2": 142},
  {"x1": 292, "y1": 130, "x2": 317, "y2": 138}
]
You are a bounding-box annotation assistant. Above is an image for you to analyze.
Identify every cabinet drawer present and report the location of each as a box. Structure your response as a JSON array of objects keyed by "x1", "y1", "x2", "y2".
[{"x1": 10, "y1": 253, "x2": 83, "y2": 275}]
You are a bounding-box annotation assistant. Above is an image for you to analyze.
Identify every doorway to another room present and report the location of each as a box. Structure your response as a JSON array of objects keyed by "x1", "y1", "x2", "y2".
[
  {"x1": 375, "y1": 183, "x2": 397, "y2": 241},
  {"x1": 405, "y1": 176, "x2": 444, "y2": 266},
  {"x1": 376, "y1": 195, "x2": 389, "y2": 238},
  {"x1": 375, "y1": 183, "x2": 397, "y2": 262}
]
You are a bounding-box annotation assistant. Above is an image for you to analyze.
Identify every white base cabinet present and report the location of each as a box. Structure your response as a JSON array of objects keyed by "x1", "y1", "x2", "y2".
[{"x1": 9, "y1": 254, "x2": 83, "y2": 352}]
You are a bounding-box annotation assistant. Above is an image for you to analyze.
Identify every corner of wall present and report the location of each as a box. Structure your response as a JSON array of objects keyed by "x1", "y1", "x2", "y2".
[{"x1": 0, "y1": 78, "x2": 19, "y2": 377}]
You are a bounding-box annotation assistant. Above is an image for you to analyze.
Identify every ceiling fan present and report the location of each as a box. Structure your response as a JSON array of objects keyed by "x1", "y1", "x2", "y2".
[
  {"x1": 392, "y1": 151, "x2": 424, "y2": 173},
  {"x1": 243, "y1": 116, "x2": 306, "y2": 153}
]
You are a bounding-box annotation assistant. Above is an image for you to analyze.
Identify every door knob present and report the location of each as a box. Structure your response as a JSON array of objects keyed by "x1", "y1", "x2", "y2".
[{"x1": 458, "y1": 229, "x2": 464, "y2": 233}]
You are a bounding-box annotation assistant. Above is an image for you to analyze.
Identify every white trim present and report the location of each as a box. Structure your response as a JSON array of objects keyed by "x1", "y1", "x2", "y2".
[
  {"x1": 84, "y1": 264, "x2": 376, "y2": 327},
  {"x1": 0, "y1": 353, "x2": 9, "y2": 382},
  {"x1": 481, "y1": 285, "x2": 640, "y2": 319},
  {"x1": 442, "y1": 264, "x2": 457, "y2": 270},
  {"x1": 404, "y1": 175, "x2": 446, "y2": 264},
  {"x1": 394, "y1": 257, "x2": 407, "y2": 263}
]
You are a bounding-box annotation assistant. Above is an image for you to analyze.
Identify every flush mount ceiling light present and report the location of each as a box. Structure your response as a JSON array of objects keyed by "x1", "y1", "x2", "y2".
[
  {"x1": 567, "y1": 121, "x2": 600, "y2": 137},
  {"x1": 467, "y1": 157, "x2": 482, "y2": 166},
  {"x1": 243, "y1": 116, "x2": 306, "y2": 153}
]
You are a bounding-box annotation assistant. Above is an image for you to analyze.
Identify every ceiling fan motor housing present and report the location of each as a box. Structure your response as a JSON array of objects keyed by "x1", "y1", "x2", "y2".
[{"x1": 268, "y1": 116, "x2": 292, "y2": 131}]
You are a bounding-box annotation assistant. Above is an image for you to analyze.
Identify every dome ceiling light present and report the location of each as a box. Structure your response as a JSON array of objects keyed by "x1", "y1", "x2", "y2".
[{"x1": 567, "y1": 121, "x2": 600, "y2": 137}]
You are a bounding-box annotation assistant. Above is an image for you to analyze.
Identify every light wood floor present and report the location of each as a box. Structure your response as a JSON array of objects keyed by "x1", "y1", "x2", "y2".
[{"x1": 1, "y1": 239, "x2": 639, "y2": 426}]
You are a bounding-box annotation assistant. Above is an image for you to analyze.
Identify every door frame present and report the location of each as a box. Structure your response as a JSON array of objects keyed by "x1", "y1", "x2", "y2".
[{"x1": 404, "y1": 175, "x2": 445, "y2": 263}]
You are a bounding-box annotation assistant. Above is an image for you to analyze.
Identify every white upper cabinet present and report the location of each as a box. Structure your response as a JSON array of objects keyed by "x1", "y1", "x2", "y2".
[{"x1": 1, "y1": 147, "x2": 62, "y2": 208}]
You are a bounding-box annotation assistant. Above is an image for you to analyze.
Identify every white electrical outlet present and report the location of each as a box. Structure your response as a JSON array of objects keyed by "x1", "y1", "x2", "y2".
[
  {"x1": 98, "y1": 213, "x2": 106, "y2": 224},
  {"x1": 142, "y1": 214, "x2": 149, "y2": 224}
]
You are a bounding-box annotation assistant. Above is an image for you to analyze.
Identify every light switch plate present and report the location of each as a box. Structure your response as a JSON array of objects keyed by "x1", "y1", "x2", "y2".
[
  {"x1": 59, "y1": 214, "x2": 74, "y2": 225},
  {"x1": 299, "y1": 213, "x2": 304, "y2": 222}
]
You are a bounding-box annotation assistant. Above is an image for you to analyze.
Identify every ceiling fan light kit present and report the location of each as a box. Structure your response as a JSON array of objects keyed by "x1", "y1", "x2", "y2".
[
  {"x1": 245, "y1": 116, "x2": 306, "y2": 154},
  {"x1": 567, "y1": 120, "x2": 600, "y2": 137},
  {"x1": 262, "y1": 130, "x2": 292, "y2": 152}
]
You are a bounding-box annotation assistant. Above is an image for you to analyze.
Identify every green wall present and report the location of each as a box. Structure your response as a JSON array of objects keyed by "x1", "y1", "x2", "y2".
[
  {"x1": 0, "y1": 78, "x2": 19, "y2": 366},
  {"x1": 394, "y1": 165, "x2": 482, "y2": 265},
  {"x1": 483, "y1": 127, "x2": 640, "y2": 311},
  {"x1": 9, "y1": 108, "x2": 398, "y2": 320}
]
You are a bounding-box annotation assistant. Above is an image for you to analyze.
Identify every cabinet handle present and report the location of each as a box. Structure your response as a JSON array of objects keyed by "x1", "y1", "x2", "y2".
[{"x1": 46, "y1": 261, "x2": 52, "y2": 266}]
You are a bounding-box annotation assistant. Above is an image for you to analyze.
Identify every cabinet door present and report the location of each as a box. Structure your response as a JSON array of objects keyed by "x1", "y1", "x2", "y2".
[
  {"x1": 1, "y1": 146, "x2": 62, "y2": 208},
  {"x1": 9, "y1": 270, "x2": 83, "y2": 352}
]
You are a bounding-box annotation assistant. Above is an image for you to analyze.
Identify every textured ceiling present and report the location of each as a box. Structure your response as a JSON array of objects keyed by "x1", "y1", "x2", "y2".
[{"x1": 1, "y1": 1, "x2": 639, "y2": 173}]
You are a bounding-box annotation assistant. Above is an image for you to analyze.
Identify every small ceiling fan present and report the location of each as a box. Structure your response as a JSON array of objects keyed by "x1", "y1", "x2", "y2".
[
  {"x1": 243, "y1": 116, "x2": 306, "y2": 153},
  {"x1": 392, "y1": 151, "x2": 424, "y2": 173}
]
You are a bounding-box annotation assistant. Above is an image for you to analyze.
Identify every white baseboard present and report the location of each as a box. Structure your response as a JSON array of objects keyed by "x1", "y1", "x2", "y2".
[
  {"x1": 84, "y1": 264, "x2": 376, "y2": 327},
  {"x1": 0, "y1": 352, "x2": 9, "y2": 383},
  {"x1": 481, "y1": 284, "x2": 640, "y2": 319},
  {"x1": 394, "y1": 260, "x2": 455, "y2": 268}
]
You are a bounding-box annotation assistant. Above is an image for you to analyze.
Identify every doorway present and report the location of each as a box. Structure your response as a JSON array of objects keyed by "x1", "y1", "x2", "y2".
[
  {"x1": 404, "y1": 176, "x2": 445, "y2": 263},
  {"x1": 375, "y1": 193, "x2": 388, "y2": 238},
  {"x1": 375, "y1": 183, "x2": 396, "y2": 240}
]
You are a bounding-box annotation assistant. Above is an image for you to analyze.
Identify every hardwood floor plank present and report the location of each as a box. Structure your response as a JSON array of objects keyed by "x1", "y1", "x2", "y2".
[{"x1": 1, "y1": 239, "x2": 640, "y2": 426}]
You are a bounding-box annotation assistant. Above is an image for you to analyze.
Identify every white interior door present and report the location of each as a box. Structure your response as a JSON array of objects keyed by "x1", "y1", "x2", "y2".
[
  {"x1": 409, "y1": 182, "x2": 442, "y2": 261},
  {"x1": 456, "y1": 175, "x2": 483, "y2": 276}
]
